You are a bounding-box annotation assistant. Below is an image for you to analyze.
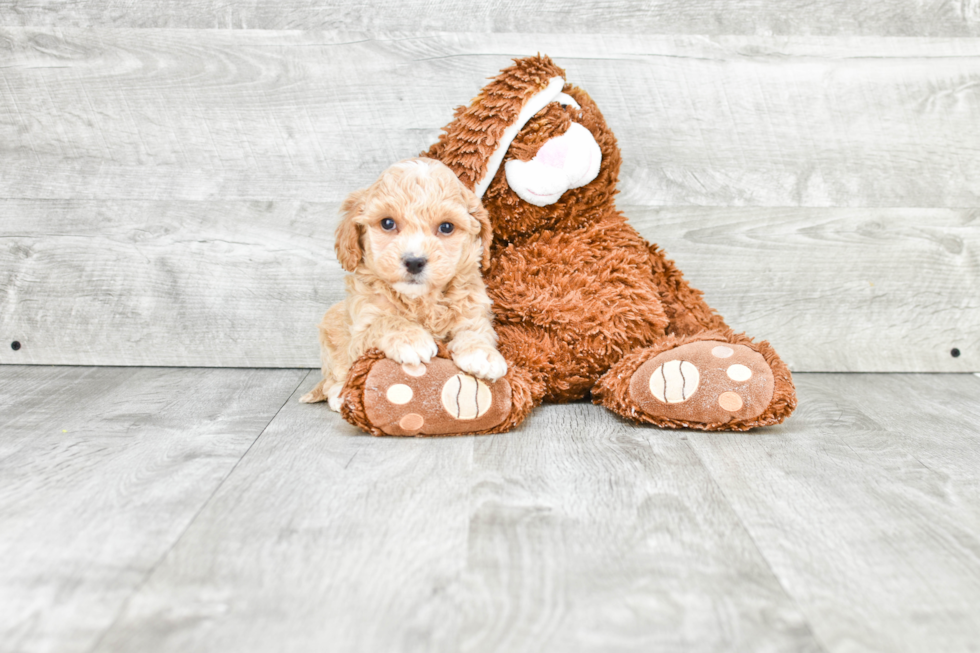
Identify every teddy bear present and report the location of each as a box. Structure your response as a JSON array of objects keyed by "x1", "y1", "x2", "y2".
[{"x1": 337, "y1": 55, "x2": 797, "y2": 436}]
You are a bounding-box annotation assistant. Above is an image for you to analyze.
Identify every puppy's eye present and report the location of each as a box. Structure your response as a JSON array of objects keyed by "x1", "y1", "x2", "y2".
[
  {"x1": 380, "y1": 218, "x2": 396, "y2": 231},
  {"x1": 438, "y1": 222, "x2": 455, "y2": 235}
]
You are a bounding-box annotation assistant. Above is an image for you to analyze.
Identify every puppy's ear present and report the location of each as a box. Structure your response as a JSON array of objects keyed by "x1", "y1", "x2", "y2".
[
  {"x1": 335, "y1": 189, "x2": 366, "y2": 272},
  {"x1": 462, "y1": 185, "x2": 493, "y2": 271}
]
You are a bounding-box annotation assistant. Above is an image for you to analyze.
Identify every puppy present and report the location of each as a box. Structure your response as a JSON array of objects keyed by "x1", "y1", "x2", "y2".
[{"x1": 300, "y1": 158, "x2": 507, "y2": 410}]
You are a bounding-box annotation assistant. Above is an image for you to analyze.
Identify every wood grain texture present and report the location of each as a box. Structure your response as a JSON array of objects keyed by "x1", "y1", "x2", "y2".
[
  {"x1": 0, "y1": 365, "x2": 307, "y2": 653},
  {"x1": 1, "y1": 30, "x2": 980, "y2": 207},
  {"x1": 457, "y1": 404, "x2": 820, "y2": 652},
  {"x1": 91, "y1": 387, "x2": 822, "y2": 653},
  {"x1": 2, "y1": 201, "x2": 976, "y2": 371},
  {"x1": 90, "y1": 379, "x2": 481, "y2": 653},
  {"x1": 1, "y1": 0, "x2": 979, "y2": 36},
  {"x1": 0, "y1": 200, "x2": 342, "y2": 367},
  {"x1": 687, "y1": 373, "x2": 980, "y2": 652},
  {"x1": 630, "y1": 206, "x2": 980, "y2": 373},
  {"x1": 5, "y1": 369, "x2": 980, "y2": 651}
]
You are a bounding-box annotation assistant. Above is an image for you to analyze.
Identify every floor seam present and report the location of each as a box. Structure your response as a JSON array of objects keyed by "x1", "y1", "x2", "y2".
[
  {"x1": 84, "y1": 369, "x2": 312, "y2": 653},
  {"x1": 681, "y1": 436, "x2": 833, "y2": 653}
]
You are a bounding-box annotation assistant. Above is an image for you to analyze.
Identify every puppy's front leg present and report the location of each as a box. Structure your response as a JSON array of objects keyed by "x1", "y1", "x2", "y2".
[
  {"x1": 379, "y1": 325, "x2": 439, "y2": 366},
  {"x1": 355, "y1": 313, "x2": 439, "y2": 367},
  {"x1": 300, "y1": 302, "x2": 349, "y2": 408}
]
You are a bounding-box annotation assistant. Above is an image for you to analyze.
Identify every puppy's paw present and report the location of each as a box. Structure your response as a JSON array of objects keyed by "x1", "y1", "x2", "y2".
[
  {"x1": 300, "y1": 381, "x2": 344, "y2": 410},
  {"x1": 382, "y1": 331, "x2": 439, "y2": 367},
  {"x1": 299, "y1": 390, "x2": 321, "y2": 404},
  {"x1": 299, "y1": 384, "x2": 324, "y2": 403},
  {"x1": 452, "y1": 347, "x2": 508, "y2": 382},
  {"x1": 326, "y1": 383, "x2": 344, "y2": 412}
]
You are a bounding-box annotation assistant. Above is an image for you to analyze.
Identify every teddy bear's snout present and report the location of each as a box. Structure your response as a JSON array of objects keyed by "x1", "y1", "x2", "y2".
[
  {"x1": 536, "y1": 137, "x2": 569, "y2": 169},
  {"x1": 504, "y1": 123, "x2": 603, "y2": 207}
]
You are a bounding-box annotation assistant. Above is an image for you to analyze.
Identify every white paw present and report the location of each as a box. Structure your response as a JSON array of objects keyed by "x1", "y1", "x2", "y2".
[
  {"x1": 326, "y1": 383, "x2": 343, "y2": 412},
  {"x1": 383, "y1": 332, "x2": 438, "y2": 367},
  {"x1": 452, "y1": 348, "x2": 508, "y2": 382}
]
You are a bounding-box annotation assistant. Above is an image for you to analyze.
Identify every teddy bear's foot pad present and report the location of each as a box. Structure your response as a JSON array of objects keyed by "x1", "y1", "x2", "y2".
[
  {"x1": 629, "y1": 341, "x2": 774, "y2": 425},
  {"x1": 362, "y1": 358, "x2": 512, "y2": 436}
]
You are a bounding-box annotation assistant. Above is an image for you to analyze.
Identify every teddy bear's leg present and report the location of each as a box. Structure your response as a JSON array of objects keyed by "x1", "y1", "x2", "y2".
[
  {"x1": 593, "y1": 330, "x2": 797, "y2": 431},
  {"x1": 335, "y1": 347, "x2": 536, "y2": 437}
]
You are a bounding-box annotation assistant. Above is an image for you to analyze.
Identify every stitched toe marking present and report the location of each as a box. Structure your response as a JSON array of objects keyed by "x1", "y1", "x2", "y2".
[
  {"x1": 726, "y1": 364, "x2": 752, "y2": 382},
  {"x1": 719, "y1": 392, "x2": 743, "y2": 412},
  {"x1": 401, "y1": 363, "x2": 427, "y2": 377},
  {"x1": 442, "y1": 374, "x2": 492, "y2": 419},
  {"x1": 386, "y1": 384, "x2": 414, "y2": 404},
  {"x1": 649, "y1": 360, "x2": 700, "y2": 403},
  {"x1": 399, "y1": 413, "x2": 424, "y2": 431}
]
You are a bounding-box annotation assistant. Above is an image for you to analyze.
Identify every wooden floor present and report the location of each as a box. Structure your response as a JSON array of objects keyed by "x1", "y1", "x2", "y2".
[{"x1": 2, "y1": 366, "x2": 979, "y2": 652}]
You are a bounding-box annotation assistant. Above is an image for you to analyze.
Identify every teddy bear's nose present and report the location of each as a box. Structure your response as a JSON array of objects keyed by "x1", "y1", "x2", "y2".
[
  {"x1": 403, "y1": 256, "x2": 427, "y2": 275},
  {"x1": 535, "y1": 137, "x2": 569, "y2": 169}
]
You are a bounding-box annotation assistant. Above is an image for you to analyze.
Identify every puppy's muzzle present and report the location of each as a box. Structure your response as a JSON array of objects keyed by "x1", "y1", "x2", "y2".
[{"x1": 402, "y1": 255, "x2": 428, "y2": 276}]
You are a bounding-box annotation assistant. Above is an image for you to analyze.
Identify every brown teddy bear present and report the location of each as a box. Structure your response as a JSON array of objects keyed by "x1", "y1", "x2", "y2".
[{"x1": 338, "y1": 55, "x2": 796, "y2": 436}]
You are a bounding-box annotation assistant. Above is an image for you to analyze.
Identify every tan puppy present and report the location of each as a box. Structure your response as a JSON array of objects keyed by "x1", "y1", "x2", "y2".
[{"x1": 300, "y1": 158, "x2": 507, "y2": 410}]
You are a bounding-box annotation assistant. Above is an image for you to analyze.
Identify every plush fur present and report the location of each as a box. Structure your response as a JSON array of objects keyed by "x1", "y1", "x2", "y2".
[
  {"x1": 300, "y1": 158, "x2": 506, "y2": 409},
  {"x1": 338, "y1": 55, "x2": 797, "y2": 434}
]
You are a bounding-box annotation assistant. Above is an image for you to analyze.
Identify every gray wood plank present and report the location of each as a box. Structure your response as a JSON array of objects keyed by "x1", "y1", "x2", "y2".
[
  {"x1": 0, "y1": 200, "x2": 341, "y2": 368},
  {"x1": 1, "y1": 30, "x2": 979, "y2": 207},
  {"x1": 89, "y1": 380, "x2": 481, "y2": 653},
  {"x1": 2, "y1": 201, "x2": 976, "y2": 372},
  {"x1": 632, "y1": 206, "x2": 980, "y2": 374},
  {"x1": 0, "y1": 365, "x2": 308, "y2": 653},
  {"x1": 457, "y1": 404, "x2": 821, "y2": 652},
  {"x1": 686, "y1": 373, "x2": 980, "y2": 652},
  {"x1": 0, "y1": 0, "x2": 978, "y2": 36},
  {"x1": 90, "y1": 388, "x2": 823, "y2": 653}
]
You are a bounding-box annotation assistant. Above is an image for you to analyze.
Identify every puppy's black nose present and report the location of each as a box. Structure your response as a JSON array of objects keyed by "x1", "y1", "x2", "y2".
[{"x1": 403, "y1": 256, "x2": 427, "y2": 275}]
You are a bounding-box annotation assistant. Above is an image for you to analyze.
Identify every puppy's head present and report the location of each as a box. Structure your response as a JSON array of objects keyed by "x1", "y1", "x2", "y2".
[{"x1": 335, "y1": 158, "x2": 491, "y2": 298}]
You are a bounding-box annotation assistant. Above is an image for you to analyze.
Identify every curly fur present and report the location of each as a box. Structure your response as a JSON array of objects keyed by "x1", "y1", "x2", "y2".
[{"x1": 301, "y1": 158, "x2": 505, "y2": 408}]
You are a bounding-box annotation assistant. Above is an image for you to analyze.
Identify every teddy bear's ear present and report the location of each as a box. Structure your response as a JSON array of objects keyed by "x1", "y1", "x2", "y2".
[
  {"x1": 424, "y1": 55, "x2": 568, "y2": 199},
  {"x1": 461, "y1": 183, "x2": 493, "y2": 271},
  {"x1": 335, "y1": 188, "x2": 366, "y2": 272}
]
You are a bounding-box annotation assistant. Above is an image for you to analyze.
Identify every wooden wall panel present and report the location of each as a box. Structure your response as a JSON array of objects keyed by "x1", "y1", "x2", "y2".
[
  {"x1": 633, "y1": 207, "x2": 980, "y2": 373},
  {"x1": 0, "y1": 200, "x2": 341, "y2": 367},
  {"x1": 1, "y1": 30, "x2": 979, "y2": 207},
  {"x1": 1, "y1": 201, "x2": 975, "y2": 371},
  {"x1": 0, "y1": 26, "x2": 977, "y2": 370},
  {"x1": 1, "y1": 0, "x2": 979, "y2": 36}
]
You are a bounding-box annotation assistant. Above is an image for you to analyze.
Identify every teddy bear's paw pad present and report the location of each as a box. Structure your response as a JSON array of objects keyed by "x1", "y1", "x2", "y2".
[
  {"x1": 629, "y1": 341, "x2": 774, "y2": 425},
  {"x1": 363, "y1": 358, "x2": 512, "y2": 436}
]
